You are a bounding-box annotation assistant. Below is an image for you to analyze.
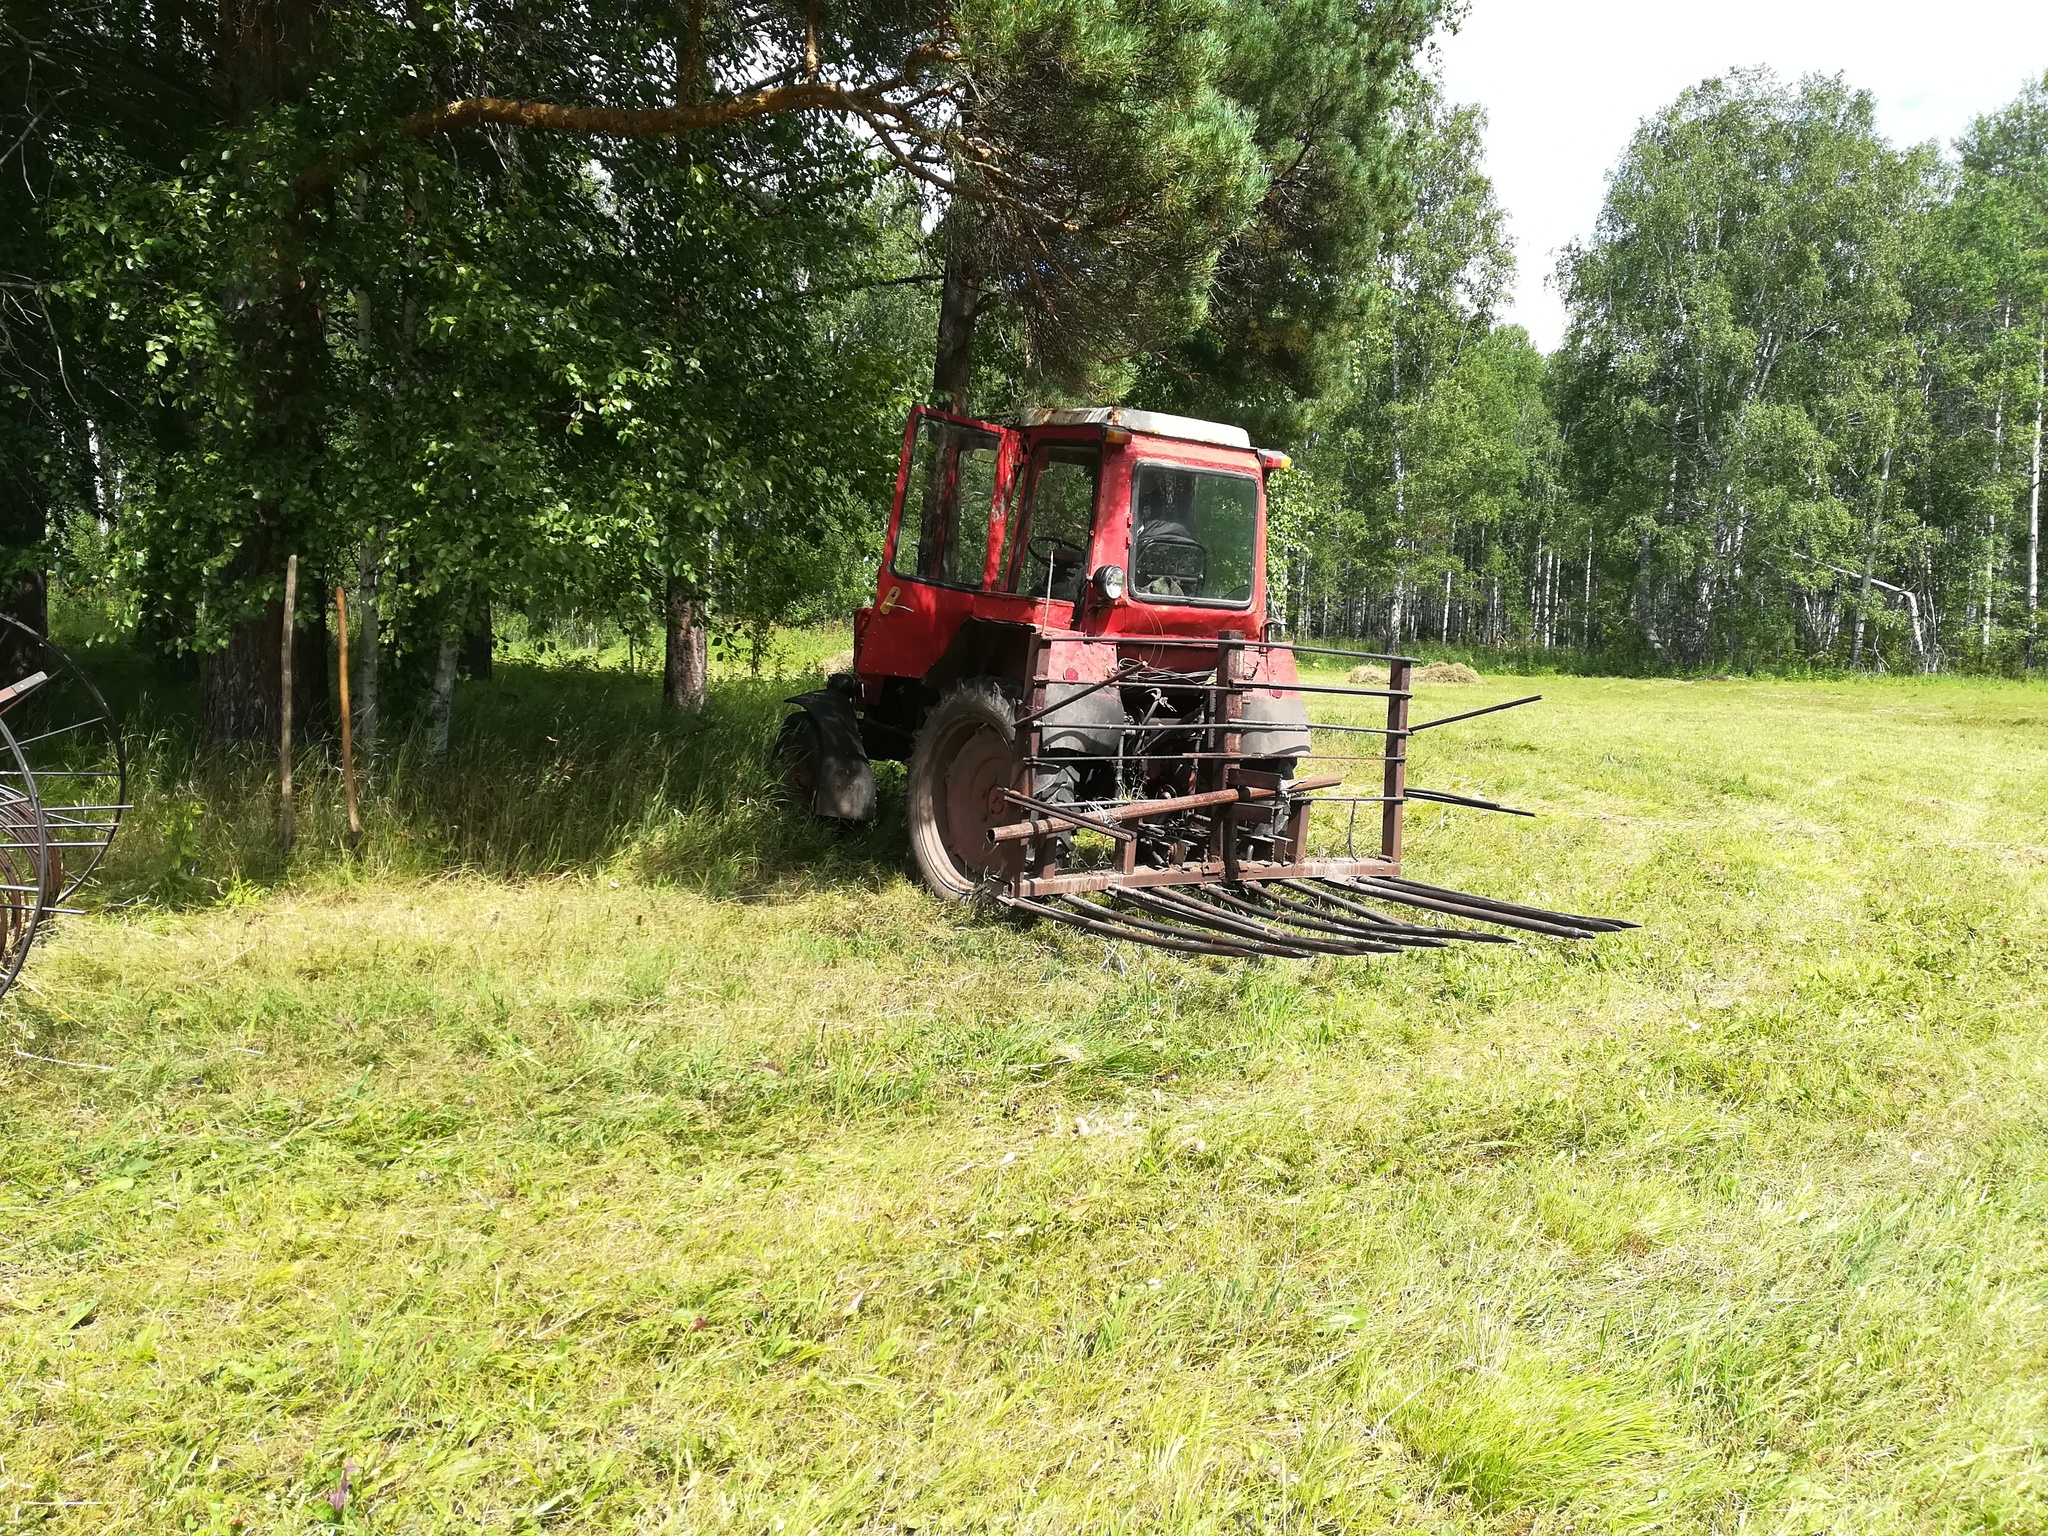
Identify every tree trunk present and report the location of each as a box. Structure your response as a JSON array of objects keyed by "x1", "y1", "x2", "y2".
[
  {"x1": 295, "y1": 573, "x2": 331, "y2": 734},
  {"x1": 427, "y1": 624, "x2": 459, "y2": 758},
  {"x1": 204, "y1": 609, "x2": 285, "y2": 742},
  {"x1": 204, "y1": 0, "x2": 327, "y2": 745},
  {"x1": 354, "y1": 544, "x2": 380, "y2": 761},
  {"x1": 1851, "y1": 444, "x2": 1894, "y2": 670},
  {"x1": 664, "y1": 575, "x2": 708, "y2": 710},
  {"x1": 1582, "y1": 533, "x2": 1595, "y2": 650},
  {"x1": 0, "y1": 396, "x2": 48, "y2": 682},
  {"x1": 460, "y1": 599, "x2": 493, "y2": 680},
  {"x1": 1984, "y1": 302, "x2": 2011, "y2": 653},
  {"x1": 932, "y1": 245, "x2": 981, "y2": 414},
  {"x1": 2027, "y1": 313, "x2": 2044, "y2": 667},
  {"x1": 1850, "y1": 562, "x2": 1873, "y2": 668}
]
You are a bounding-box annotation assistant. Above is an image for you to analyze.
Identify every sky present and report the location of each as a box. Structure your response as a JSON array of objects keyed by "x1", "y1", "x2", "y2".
[{"x1": 1435, "y1": 1, "x2": 2048, "y2": 352}]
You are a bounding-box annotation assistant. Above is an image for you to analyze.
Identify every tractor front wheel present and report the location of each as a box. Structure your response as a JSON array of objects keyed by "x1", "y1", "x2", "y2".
[{"x1": 906, "y1": 679, "x2": 1023, "y2": 901}]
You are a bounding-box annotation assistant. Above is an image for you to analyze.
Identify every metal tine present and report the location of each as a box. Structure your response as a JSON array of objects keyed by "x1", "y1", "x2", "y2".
[
  {"x1": 1246, "y1": 642, "x2": 1419, "y2": 665},
  {"x1": 1029, "y1": 720, "x2": 1397, "y2": 739},
  {"x1": 1050, "y1": 634, "x2": 1418, "y2": 661},
  {"x1": 1366, "y1": 876, "x2": 1640, "y2": 933},
  {"x1": 1405, "y1": 787, "x2": 1536, "y2": 818},
  {"x1": 1003, "y1": 895, "x2": 1269, "y2": 957},
  {"x1": 1229, "y1": 884, "x2": 1464, "y2": 947},
  {"x1": 1332, "y1": 878, "x2": 1607, "y2": 940},
  {"x1": 1151, "y1": 886, "x2": 1408, "y2": 958},
  {"x1": 1102, "y1": 891, "x2": 1322, "y2": 959},
  {"x1": 1201, "y1": 884, "x2": 1449, "y2": 948},
  {"x1": 1127, "y1": 680, "x2": 1411, "y2": 700},
  {"x1": 1120, "y1": 886, "x2": 1399, "y2": 957},
  {"x1": 5, "y1": 717, "x2": 96, "y2": 750},
  {"x1": 1407, "y1": 695, "x2": 1544, "y2": 734},
  {"x1": 1025, "y1": 751, "x2": 1393, "y2": 764},
  {"x1": 1057, "y1": 896, "x2": 1276, "y2": 958},
  {"x1": 1064, "y1": 888, "x2": 1302, "y2": 962},
  {"x1": 1277, "y1": 880, "x2": 1516, "y2": 944},
  {"x1": 1158, "y1": 885, "x2": 1417, "y2": 957}
]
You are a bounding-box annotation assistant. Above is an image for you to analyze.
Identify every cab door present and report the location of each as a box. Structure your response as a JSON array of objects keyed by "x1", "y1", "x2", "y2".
[{"x1": 858, "y1": 407, "x2": 1019, "y2": 681}]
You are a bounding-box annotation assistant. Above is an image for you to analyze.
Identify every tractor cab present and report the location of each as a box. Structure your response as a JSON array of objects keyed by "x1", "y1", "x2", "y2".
[{"x1": 853, "y1": 405, "x2": 1289, "y2": 696}]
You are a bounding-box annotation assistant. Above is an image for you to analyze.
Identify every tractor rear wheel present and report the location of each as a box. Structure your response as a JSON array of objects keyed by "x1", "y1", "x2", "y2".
[{"x1": 907, "y1": 679, "x2": 1023, "y2": 901}]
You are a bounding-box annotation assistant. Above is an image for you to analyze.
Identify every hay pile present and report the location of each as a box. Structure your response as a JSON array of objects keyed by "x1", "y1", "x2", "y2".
[
  {"x1": 821, "y1": 650, "x2": 856, "y2": 676},
  {"x1": 1346, "y1": 660, "x2": 1483, "y2": 685}
]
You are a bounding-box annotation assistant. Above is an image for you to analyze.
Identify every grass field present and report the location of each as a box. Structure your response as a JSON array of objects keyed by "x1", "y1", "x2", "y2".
[{"x1": 3, "y1": 657, "x2": 2046, "y2": 1532}]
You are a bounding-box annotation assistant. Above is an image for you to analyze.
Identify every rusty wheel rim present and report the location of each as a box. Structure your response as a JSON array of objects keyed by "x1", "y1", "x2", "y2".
[
  {"x1": 938, "y1": 724, "x2": 1014, "y2": 882},
  {"x1": 0, "y1": 617, "x2": 124, "y2": 904}
]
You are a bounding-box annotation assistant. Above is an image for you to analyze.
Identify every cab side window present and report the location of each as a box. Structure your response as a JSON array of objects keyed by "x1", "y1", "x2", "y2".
[
  {"x1": 892, "y1": 417, "x2": 1001, "y2": 587},
  {"x1": 1001, "y1": 446, "x2": 1100, "y2": 599}
]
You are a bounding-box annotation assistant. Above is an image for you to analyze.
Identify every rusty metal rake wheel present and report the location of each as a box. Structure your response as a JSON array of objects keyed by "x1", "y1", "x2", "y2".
[
  {"x1": 906, "y1": 679, "x2": 1024, "y2": 901},
  {"x1": 0, "y1": 710, "x2": 51, "y2": 1002},
  {"x1": 0, "y1": 616, "x2": 126, "y2": 906}
]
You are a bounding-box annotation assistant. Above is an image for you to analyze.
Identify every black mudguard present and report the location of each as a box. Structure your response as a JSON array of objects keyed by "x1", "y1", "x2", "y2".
[
  {"x1": 1239, "y1": 688, "x2": 1312, "y2": 759},
  {"x1": 786, "y1": 688, "x2": 878, "y2": 822}
]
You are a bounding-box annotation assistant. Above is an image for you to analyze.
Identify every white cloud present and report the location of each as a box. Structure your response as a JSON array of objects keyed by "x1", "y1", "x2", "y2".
[{"x1": 1434, "y1": 1, "x2": 2048, "y2": 351}]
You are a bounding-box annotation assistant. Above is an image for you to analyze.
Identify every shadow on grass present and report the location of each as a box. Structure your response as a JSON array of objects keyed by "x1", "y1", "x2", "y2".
[{"x1": 76, "y1": 646, "x2": 909, "y2": 909}]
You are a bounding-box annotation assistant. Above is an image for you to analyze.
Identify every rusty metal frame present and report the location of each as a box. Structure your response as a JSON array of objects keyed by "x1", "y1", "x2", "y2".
[{"x1": 989, "y1": 634, "x2": 1634, "y2": 955}]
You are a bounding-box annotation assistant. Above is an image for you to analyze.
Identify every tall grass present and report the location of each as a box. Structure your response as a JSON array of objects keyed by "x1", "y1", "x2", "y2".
[
  {"x1": 3, "y1": 653, "x2": 2047, "y2": 1532},
  {"x1": 92, "y1": 640, "x2": 898, "y2": 906}
]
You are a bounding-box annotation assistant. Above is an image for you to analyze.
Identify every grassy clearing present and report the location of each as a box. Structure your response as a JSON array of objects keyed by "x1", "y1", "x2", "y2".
[{"x1": 3, "y1": 658, "x2": 2047, "y2": 1532}]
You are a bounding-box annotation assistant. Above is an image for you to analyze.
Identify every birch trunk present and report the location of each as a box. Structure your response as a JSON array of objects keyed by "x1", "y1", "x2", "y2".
[
  {"x1": 427, "y1": 622, "x2": 459, "y2": 760},
  {"x1": 2027, "y1": 313, "x2": 2044, "y2": 666},
  {"x1": 664, "y1": 576, "x2": 709, "y2": 710}
]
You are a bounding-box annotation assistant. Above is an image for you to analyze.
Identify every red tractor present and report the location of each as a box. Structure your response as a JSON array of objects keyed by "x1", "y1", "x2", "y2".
[{"x1": 780, "y1": 405, "x2": 1631, "y2": 956}]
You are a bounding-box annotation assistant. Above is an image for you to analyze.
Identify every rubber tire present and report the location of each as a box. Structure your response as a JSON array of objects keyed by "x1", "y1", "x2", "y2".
[{"x1": 906, "y1": 678, "x2": 1023, "y2": 901}]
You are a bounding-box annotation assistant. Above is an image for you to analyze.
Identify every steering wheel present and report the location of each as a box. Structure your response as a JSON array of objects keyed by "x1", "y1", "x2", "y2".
[
  {"x1": 1029, "y1": 534, "x2": 1085, "y2": 566},
  {"x1": 1026, "y1": 534, "x2": 1086, "y2": 598},
  {"x1": 1137, "y1": 530, "x2": 1207, "y2": 593}
]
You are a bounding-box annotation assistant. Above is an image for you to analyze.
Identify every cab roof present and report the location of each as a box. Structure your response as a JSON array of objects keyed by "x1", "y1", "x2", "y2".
[{"x1": 1018, "y1": 406, "x2": 1252, "y2": 451}]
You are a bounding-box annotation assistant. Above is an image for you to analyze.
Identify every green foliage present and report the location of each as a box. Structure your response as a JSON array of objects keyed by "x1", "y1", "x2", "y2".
[
  {"x1": 1555, "y1": 70, "x2": 1935, "y2": 671},
  {"x1": 1281, "y1": 66, "x2": 2048, "y2": 676},
  {"x1": 1130, "y1": 0, "x2": 1451, "y2": 439},
  {"x1": 1274, "y1": 79, "x2": 1573, "y2": 650},
  {"x1": 5, "y1": 0, "x2": 1454, "y2": 726},
  {"x1": 28, "y1": 3, "x2": 933, "y2": 694}
]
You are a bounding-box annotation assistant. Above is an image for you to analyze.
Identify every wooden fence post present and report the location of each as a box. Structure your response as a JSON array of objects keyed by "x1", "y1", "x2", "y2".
[{"x1": 336, "y1": 585, "x2": 362, "y2": 849}]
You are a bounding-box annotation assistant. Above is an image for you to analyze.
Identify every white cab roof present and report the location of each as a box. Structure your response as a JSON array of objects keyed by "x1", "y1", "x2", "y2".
[{"x1": 1021, "y1": 406, "x2": 1252, "y2": 450}]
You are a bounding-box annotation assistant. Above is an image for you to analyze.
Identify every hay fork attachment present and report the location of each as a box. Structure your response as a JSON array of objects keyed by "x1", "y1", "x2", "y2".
[{"x1": 991, "y1": 635, "x2": 1634, "y2": 957}]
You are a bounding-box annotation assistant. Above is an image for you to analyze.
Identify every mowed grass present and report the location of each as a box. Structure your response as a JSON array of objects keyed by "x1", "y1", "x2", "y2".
[{"x1": 3, "y1": 663, "x2": 2047, "y2": 1533}]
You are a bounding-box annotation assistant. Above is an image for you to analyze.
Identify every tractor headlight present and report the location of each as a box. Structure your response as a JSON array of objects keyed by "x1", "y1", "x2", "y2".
[{"x1": 1093, "y1": 564, "x2": 1127, "y2": 603}]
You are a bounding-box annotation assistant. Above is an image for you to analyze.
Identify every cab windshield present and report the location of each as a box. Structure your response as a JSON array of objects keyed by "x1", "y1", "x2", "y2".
[{"x1": 1129, "y1": 463, "x2": 1258, "y2": 606}]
